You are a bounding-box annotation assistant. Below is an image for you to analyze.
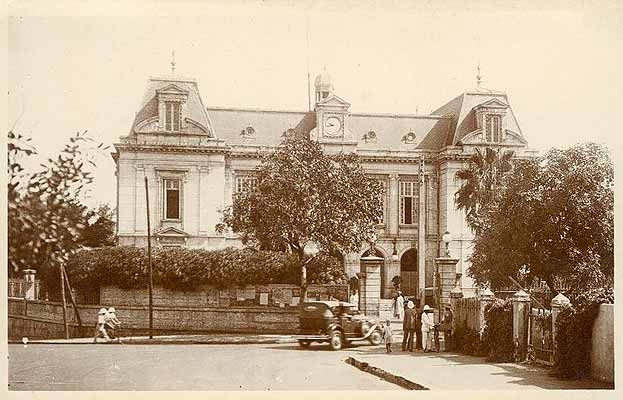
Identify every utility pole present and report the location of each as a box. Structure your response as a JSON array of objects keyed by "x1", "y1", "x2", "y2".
[
  {"x1": 145, "y1": 176, "x2": 154, "y2": 339},
  {"x1": 62, "y1": 265, "x2": 82, "y2": 328},
  {"x1": 59, "y1": 266, "x2": 69, "y2": 339}
]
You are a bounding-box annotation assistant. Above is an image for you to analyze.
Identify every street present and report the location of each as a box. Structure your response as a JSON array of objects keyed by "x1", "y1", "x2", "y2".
[{"x1": 8, "y1": 342, "x2": 400, "y2": 390}]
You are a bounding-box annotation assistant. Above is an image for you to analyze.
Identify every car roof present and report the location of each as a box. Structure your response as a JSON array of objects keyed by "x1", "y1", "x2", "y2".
[{"x1": 303, "y1": 301, "x2": 356, "y2": 308}]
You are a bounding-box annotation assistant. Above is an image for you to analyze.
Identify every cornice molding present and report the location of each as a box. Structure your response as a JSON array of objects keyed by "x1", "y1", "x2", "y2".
[{"x1": 114, "y1": 143, "x2": 230, "y2": 155}]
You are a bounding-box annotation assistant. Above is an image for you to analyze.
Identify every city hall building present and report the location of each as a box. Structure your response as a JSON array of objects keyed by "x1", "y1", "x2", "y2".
[{"x1": 113, "y1": 70, "x2": 534, "y2": 302}]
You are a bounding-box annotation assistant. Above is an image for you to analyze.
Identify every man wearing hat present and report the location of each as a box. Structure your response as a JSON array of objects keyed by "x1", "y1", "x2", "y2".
[
  {"x1": 105, "y1": 307, "x2": 122, "y2": 343},
  {"x1": 93, "y1": 308, "x2": 110, "y2": 343},
  {"x1": 421, "y1": 304, "x2": 434, "y2": 352},
  {"x1": 402, "y1": 300, "x2": 416, "y2": 351}
]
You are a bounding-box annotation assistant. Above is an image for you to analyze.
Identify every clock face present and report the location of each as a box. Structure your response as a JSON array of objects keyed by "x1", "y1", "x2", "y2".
[{"x1": 324, "y1": 116, "x2": 342, "y2": 136}]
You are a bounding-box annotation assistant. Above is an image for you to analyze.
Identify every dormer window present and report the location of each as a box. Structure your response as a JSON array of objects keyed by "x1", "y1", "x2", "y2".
[
  {"x1": 156, "y1": 83, "x2": 189, "y2": 133},
  {"x1": 484, "y1": 114, "x2": 502, "y2": 142},
  {"x1": 165, "y1": 101, "x2": 182, "y2": 132}
]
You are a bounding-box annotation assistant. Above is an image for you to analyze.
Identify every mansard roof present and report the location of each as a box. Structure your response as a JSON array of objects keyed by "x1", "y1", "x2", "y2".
[
  {"x1": 206, "y1": 107, "x2": 452, "y2": 151},
  {"x1": 208, "y1": 107, "x2": 315, "y2": 146},
  {"x1": 431, "y1": 86, "x2": 525, "y2": 146},
  {"x1": 130, "y1": 76, "x2": 214, "y2": 136}
]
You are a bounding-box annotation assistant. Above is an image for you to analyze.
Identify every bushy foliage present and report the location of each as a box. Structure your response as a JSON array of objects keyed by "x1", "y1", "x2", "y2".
[
  {"x1": 555, "y1": 287, "x2": 614, "y2": 379},
  {"x1": 81, "y1": 204, "x2": 116, "y2": 248},
  {"x1": 218, "y1": 137, "x2": 382, "y2": 299},
  {"x1": 453, "y1": 322, "x2": 485, "y2": 357},
  {"x1": 8, "y1": 130, "x2": 108, "y2": 292},
  {"x1": 481, "y1": 298, "x2": 515, "y2": 362},
  {"x1": 64, "y1": 246, "x2": 347, "y2": 291},
  {"x1": 454, "y1": 147, "x2": 514, "y2": 233},
  {"x1": 468, "y1": 143, "x2": 614, "y2": 292}
]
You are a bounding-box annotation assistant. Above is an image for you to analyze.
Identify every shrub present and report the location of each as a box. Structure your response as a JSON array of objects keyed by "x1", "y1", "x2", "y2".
[
  {"x1": 481, "y1": 298, "x2": 514, "y2": 362},
  {"x1": 65, "y1": 246, "x2": 347, "y2": 291},
  {"x1": 453, "y1": 321, "x2": 485, "y2": 356},
  {"x1": 555, "y1": 287, "x2": 614, "y2": 379}
]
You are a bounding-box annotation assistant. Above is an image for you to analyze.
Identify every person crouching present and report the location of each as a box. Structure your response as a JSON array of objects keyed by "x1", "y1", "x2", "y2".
[
  {"x1": 93, "y1": 308, "x2": 110, "y2": 343},
  {"x1": 383, "y1": 320, "x2": 394, "y2": 353}
]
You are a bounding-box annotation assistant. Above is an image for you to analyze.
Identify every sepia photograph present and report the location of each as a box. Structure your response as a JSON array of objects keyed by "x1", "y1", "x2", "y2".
[{"x1": 4, "y1": 0, "x2": 619, "y2": 393}]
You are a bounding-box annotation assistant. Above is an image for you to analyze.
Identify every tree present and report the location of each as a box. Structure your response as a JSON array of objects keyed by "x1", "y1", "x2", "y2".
[
  {"x1": 7, "y1": 130, "x2": 107, "y2": 295},
  {"x1": 81, "y1": 204, "x2": 116, "y2": 248},
  {"x1": 468, "y1": 143, "x2": 614, "y2": 293},
  {"x1": 454, "y1": 147, "x2": 514, "y2": 233},
  {"x1": 218, "y1": 137, "x2": 382, "y2": 300}
]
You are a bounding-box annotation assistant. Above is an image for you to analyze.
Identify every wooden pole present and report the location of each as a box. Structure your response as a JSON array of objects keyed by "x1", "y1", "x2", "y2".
[
  {"x1": 60, "y1": 266, "x2": 69, "y2": 339},
  {"x1": 145, "y1": 176, "x2": 154, "y2": 339},
  {"x1": 62, "y1": 265, "x2": 82, "y2": 327}
]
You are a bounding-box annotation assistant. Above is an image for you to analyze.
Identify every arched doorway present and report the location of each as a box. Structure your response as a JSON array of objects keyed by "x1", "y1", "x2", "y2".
[
  {"x1": 361, "y1": 248, "x2": 385, "y2": 298},
  {"x1": 400, "y1": 249, "x2": 418, "y2": 297}
]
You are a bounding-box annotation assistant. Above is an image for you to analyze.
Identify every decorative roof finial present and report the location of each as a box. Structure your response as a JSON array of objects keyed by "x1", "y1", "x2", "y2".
[
  {"x1": 476, "y1": 61, "x2": 482, "y2": 87},
  {"x1": 171, "y1": 50, "x2": 176, "y2": 74}
]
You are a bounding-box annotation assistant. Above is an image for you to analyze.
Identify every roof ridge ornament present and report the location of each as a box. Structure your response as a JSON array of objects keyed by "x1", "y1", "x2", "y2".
[
  {"x1": 476, "y1": 61, "x2": 482, "y2": 88},
  {"x1": 171, "y1": 50, "x2": 176, "y2": 74}
]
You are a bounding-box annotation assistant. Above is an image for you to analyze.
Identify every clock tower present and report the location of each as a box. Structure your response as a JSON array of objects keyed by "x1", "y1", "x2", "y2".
[{"x1": 310, "y1": 69, "x2": 355, "y2": 148}]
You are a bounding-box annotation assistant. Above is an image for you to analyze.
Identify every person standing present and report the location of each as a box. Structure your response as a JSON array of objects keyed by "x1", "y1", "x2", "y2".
[
  {"x1": 440, "y1": 306, "x2": 454, "y2": 351},
  {"x1": 93, "y1": 308, "x2": 110, "y2": 343},
  {"x1": 394, "y1": 291, "x2": 404, "y2": 320},
  {"x1": 383, "y1": 320, "x2": 394, "y2": 353},
  {"x1": 402, "y1": 300, "x2": 416, "y2": 351},
  {"x1": 105, "y1": 307, "x2": 122, "y2": 343},
  {"x1": 421, "y1": 305, "x2": 434, "y2": 352}
]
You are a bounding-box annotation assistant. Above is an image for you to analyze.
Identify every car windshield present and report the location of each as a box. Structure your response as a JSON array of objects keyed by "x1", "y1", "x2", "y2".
[{"x1": 332, "y1": 306, "x2": 353, "y2": 316}]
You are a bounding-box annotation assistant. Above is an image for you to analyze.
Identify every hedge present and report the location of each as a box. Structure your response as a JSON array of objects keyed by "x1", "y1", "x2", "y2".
[
  {"x1": 65, "y1": 246, "x2": 347, "y2": 291},
  {"x1": 555, "y1": 287, "x2": 614, "y2": 379},
  {"x1": 452, "y1": 322, "x2": 484, "y2": 356},
  {"x1": 481, "y1": 298, "x2": 514, "y2": 362}
]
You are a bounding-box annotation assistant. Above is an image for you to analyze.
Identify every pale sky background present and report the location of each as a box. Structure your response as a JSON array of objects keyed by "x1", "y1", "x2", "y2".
[{"x1": 7, "y1": 0, "x2": 623, "y2": 208}]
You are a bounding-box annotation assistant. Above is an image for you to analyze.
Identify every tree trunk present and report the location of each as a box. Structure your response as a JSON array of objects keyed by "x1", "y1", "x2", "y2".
[{"x1": 298, "y1": 247, "x2": 308, "y2": 303}]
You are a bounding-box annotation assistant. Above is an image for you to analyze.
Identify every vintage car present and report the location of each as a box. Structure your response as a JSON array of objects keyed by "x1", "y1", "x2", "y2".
[{"x1": 296, "y1": 301, "x2": 383, "y2": 350}]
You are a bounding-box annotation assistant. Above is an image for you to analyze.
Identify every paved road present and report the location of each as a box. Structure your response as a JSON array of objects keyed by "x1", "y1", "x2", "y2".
[{"x1": 8, "y1": 342, "x2": 400, "y2": 390}]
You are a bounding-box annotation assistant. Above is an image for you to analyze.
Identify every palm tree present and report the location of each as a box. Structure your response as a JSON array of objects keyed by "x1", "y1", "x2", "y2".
[{"x1": 454, "y1": 147, "x2": 514, "y2": 233}]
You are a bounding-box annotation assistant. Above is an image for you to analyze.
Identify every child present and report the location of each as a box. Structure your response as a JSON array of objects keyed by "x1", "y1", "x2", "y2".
[
  {"x1": 383, "y1": 319, "x2": 393, "y2": 353},
  {"x1": 93, "y1": 308, "x2": 110, "y2": 343}
]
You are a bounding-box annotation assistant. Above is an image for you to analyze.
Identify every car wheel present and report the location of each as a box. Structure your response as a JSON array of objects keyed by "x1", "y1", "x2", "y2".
[
  {"x1": 298, "y1": 340, "x2": 311, "y2": 348},
  {"x1": 329, "y1": 331, "x2": 343, "y2": 351},
  {"x1": 368, "y1": 330, "x2": 382, "y2": 345}
]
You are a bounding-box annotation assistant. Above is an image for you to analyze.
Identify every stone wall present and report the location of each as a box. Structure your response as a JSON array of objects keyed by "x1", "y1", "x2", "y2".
[
  {"x1": 591, "y1": 304, "x2": 614, "y2": 383},
  {"x1": 8, "y1": 297, "x2": 300, "y2": 340},
  {"x1": 99, "y1": 284, "x2": 348, "y2": 308}
]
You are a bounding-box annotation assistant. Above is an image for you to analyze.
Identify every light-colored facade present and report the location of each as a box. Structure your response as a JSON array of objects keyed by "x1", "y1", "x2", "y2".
[{"x1": 113, "y1": 71, "x2": 535, "y2": 301}]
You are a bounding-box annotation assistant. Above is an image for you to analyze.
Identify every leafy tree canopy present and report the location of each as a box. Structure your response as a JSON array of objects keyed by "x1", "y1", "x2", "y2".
[
  {"x1": 81, "y1": 203, "x2": 116, "y2": 248},
  {"x1": 454, "y1": 147, "x2": 514, "y2": 233},
  {"x1": 7, "y1": 130, "x2": 108, "y2": 288},
  {"x1": 217, "y1": 137, "x2": 382, "y2": 298},
  {"x1": 468, "y1": 143, "x2": 614, "y2": 293}
]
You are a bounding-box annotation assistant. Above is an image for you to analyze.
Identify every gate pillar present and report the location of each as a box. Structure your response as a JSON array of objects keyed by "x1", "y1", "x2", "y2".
[
  {"x1": 551, "y1": 292, "x2": 571, "y2": 361},
  {"x1": 434, "y1": 257, "x2": 460, "y2": 309},
  {"x1": 360, "y1": 254, "x2": 384, "y2": 316},
  {"x1": 512, "y1": 290, "x2": 531, "y2": 361}
]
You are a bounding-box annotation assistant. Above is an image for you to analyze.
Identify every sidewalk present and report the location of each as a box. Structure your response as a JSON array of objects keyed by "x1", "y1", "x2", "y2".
[
  {"x1": 348, "y1": 346, "x2": 614, "y2": 390},
  {"x1": 22, "y1": 333, "x2": 298, "y2": 345}
]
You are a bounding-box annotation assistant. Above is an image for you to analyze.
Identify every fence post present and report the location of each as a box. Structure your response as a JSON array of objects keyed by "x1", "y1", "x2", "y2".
[
  {"x1": 479, "y1": 288, "x2": 495, "y2": 335},
  {"x1": 550, "y1": 292, "x2": 570, "y2": 362},
  {"x1": 512, "y1": 290, "x2": 530, "y2": 361}
]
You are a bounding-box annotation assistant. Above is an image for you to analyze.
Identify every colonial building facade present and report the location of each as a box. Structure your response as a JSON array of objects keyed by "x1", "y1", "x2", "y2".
[{"x1": 113, "y1": 70, "x2": 534, "y2": 301}]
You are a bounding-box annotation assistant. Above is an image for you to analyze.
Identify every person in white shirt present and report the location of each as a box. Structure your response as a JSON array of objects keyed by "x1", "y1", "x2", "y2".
[
  {"x1": 93, "y1": 308, "x2": 110, "y2": 343},
  {"x1": 421, "y1": 305, "x2": 434, "y2": 352},
  {"x1": 105, "y1": 307, "x2": 122, "y2": 343}
]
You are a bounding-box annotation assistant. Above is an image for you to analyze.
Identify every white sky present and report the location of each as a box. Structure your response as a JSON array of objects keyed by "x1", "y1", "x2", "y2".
[{"x1": 7, "y1": 0, "x2": 623, "y2": 208}]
